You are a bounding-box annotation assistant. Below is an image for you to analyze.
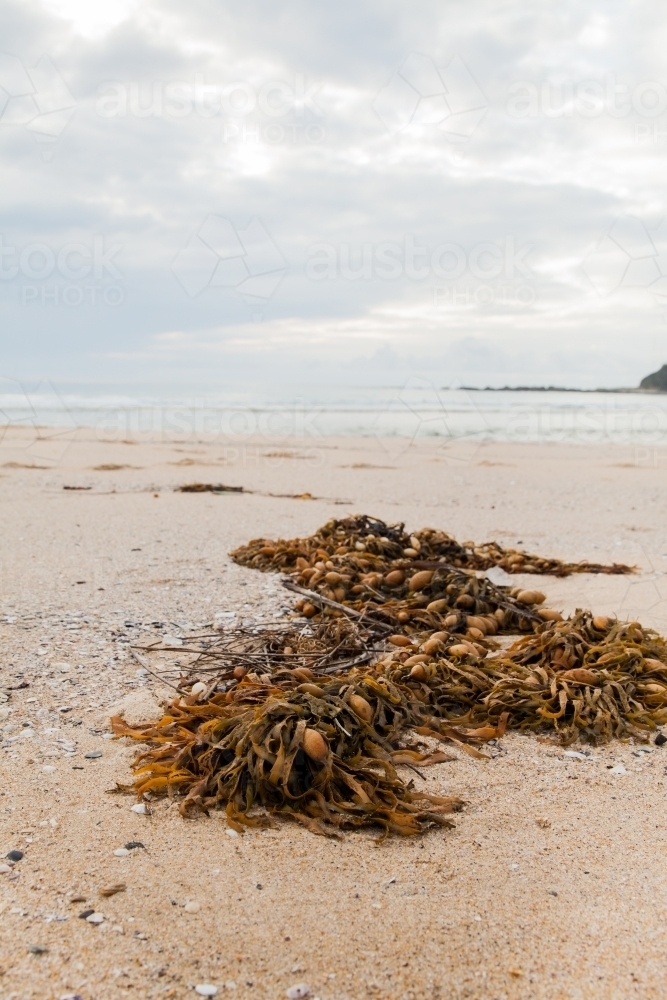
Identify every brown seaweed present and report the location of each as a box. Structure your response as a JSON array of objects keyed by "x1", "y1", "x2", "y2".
[{"x1": 115, "y1": 517, "x2": 655, "y2": 839}]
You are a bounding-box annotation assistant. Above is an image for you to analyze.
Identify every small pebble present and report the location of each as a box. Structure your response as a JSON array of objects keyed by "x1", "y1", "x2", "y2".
[
  {"x1": 131, "y1": 803, "x2": 147, "y2": 815},
  {"x1": 194, "y1": 986, "x2": 217, "y2": 997},
  {"x1": 225, "y1": 829, "x2": 239, "y2": 838},
  {"x1": 86, "y1": 912, "x2": 104, "y2": 925},
  {"x1": 286, "y1": 986, "x2": 311, "y2": 1000},
  {"x1": 184, "y1": 901, "x2": 201, "y2": 913},
  {"x1": 0, "y1": 864, "x2": 11, "y2": 874},
  {"x1": 125, "y1": 841, "x2": 144, "y2": 850},
  {"x1": 6, "y1": 850, "x2": 23, "y2": 862},
  {"x1": 655, "y1": 732, "x2": 667, "y2": 746},
  {"x1": 78, "y1": 909, "x2": 95, "y2": 919},
  {"x1": 29, "y1": 944, "x2": 48, "y2": 954},
  {"x1": 609, "y1": 764, "x2": 627, "y2": 775},
  {"x1": 85, "y1": 750, "x2": 102, "y2": 759},
  {"x1": 113, "y1": 848, "x2": 129, "y2": 857},
  {"x1": 42, "y1": 766, "x2": 56, "y2": 774},
  {"x1": 99, "y1": 883, "x2": 126, "y2": 897}
]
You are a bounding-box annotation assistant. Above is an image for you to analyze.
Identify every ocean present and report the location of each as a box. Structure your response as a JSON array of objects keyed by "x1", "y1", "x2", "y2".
[{"x1": 1, "y1": 381, "x2": 667, "y2": 449}]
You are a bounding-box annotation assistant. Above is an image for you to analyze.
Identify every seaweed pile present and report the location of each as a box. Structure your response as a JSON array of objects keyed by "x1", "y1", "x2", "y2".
[
  {"x1": 115, "y1": 516, "x2": 664, "y2": 839},
  {"x1": 231, "y1": 513, "x2": 634, "y2": 580}
]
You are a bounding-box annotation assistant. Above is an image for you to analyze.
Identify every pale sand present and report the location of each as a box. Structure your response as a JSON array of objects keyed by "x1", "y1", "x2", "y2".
[{"x1": 0, "y1": 427, "x2": 666, "y2": 1000}]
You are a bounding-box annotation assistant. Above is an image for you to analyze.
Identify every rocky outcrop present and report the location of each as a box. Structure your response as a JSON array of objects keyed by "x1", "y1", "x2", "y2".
[{"x1": 640, "y1": 364, "x2": 667, "y2": 391}]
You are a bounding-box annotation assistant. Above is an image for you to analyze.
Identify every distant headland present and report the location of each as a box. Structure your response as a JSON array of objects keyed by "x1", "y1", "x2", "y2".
[{"x1": 462, "y1": 363, "x2": 667, "y2": 393}]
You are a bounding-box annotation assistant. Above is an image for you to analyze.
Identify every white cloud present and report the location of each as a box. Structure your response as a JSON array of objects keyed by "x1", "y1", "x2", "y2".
[{"x1": 0, "y1": 0, "x2": 666, "y2": 388}]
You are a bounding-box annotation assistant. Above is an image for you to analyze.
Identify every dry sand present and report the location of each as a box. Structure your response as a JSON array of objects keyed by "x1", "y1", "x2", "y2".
[{"x1": 0, "y1": 425, "x2": 666, "y2": 1000}]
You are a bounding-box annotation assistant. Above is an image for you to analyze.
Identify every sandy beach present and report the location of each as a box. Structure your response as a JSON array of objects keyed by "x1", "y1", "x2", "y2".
[{"x1": 0, "y1": 426, "x2": 666, "y2": 1000}]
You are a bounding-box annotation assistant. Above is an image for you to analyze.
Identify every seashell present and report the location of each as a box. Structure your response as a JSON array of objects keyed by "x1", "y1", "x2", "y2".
[
  {"x1": 538, "y1": 609, "x2": 562, "y2": 622},
  {"x1": 409, "y1": 664, "x2": 427, "y2": 680},
  {"x1": 190, "y1": 682, "x2": 206, "y2": 697},
  {"x1": 384, "y1": 570, "x2": 405, "y2": 587},
  {"x1": 560, "y1": 668, "x2": 598, "y2": 685},
  {"x1": 389, "y1": 635, "x2": 413, "y2": 647},
  {"x1": 426, "y1": 599, "x2": 449, "y2": 614},
  {"x1": 349, "y1": 694, "x2": 373, "y2": 723},
  {"x1": 516, "y1": 590, "x2": 546, "y2": 605},
  {"x1": 302, "y1": 728, "x2": 328, "y2": 761},
  {"x1": 408, "y1": 571, "x2": 434, "y2": 592}
]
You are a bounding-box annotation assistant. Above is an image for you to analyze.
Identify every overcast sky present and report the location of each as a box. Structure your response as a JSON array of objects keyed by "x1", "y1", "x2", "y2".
[{"x1": 1, "y1": 0, "x2": 667, "y2": 389}]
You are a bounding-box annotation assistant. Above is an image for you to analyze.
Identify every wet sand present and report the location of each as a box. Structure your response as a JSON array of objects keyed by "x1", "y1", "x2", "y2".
[{"x1": 0, "y1": 426, "x2": 666, "y2": 1000}]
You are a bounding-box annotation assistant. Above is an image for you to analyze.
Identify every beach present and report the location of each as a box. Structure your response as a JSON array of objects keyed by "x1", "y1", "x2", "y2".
[{"x1": 0, "y1": 427, "x2": 666, "y2": 1000}]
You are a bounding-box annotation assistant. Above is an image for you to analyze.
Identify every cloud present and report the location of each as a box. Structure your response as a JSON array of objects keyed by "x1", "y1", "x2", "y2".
[{"x1": 0, "y1": 0, "x2": 666, "y2": 388}]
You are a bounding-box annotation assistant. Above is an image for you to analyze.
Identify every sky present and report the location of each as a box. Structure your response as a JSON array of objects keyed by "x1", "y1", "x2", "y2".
[{"x1": 1, "y1": 0, "x2": 667, "y2": 389}]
